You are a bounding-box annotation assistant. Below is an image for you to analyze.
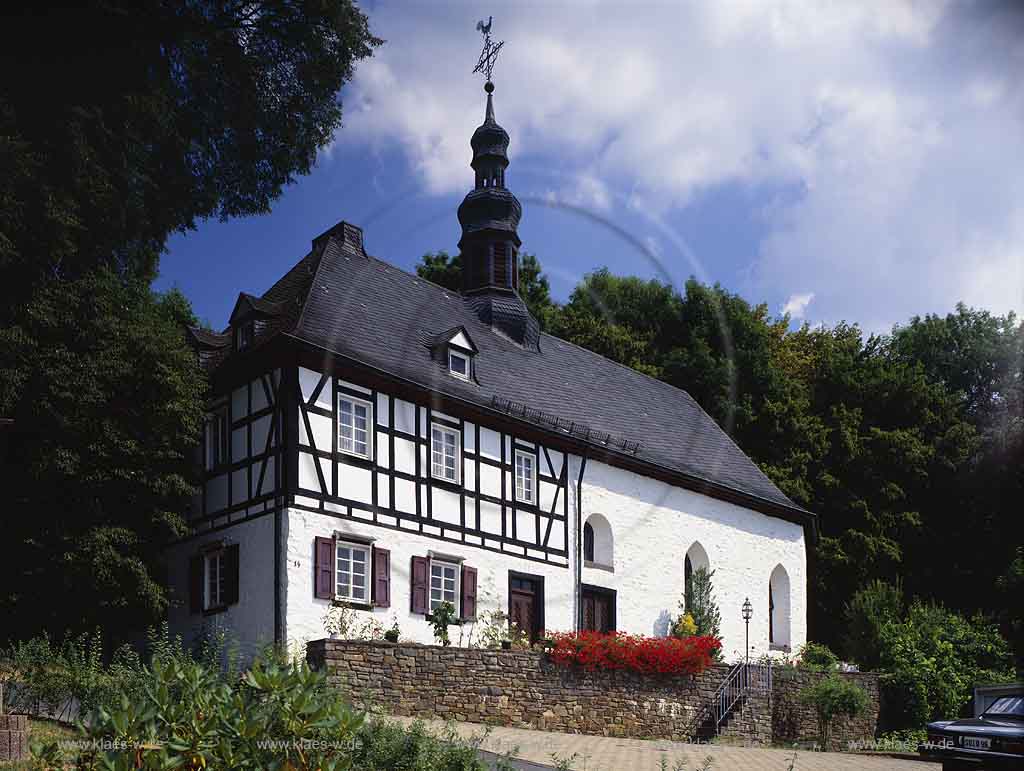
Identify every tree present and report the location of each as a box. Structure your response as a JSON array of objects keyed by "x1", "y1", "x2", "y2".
[
  {"x1": 416, "y1": 251, "x2": 462, "y2": 292},
  {"x1": 686, "y1": 568, "x2": 722, "y2": 645},
  {"x1": 877, "y1": 601, "x2": 1014, "y2": 730},
  {"x1": 0, "y1": 0, "x2": 380, "y2": 313},
  {"x1": 842, "y1": 579, "x2": 904, "y2": 671},
  {"x1": 518, "y1": 253, "x2": 556, "y2": 327},
  {"x1": 995, "y1": 547, "x2": 1024, "y2": 677},
  {"x1": 415, "y1": 251, "x2": 556, "y2": 326},
  {"x1": 0, "y1": 271, "x2": 206, "y2": 642},
  {"x1": 0, "y1": 0, "x2": 379, "y2": 646}
]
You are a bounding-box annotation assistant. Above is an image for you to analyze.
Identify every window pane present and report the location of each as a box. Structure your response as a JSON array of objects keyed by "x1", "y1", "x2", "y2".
[{"x1": 340, "y1": 400, "x2": 370, "y2": 456}]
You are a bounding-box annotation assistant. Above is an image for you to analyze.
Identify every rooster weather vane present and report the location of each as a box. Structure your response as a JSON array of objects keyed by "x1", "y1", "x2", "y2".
[{"x1": 473, "y1": 15, "x2": 504, "y2": 90}]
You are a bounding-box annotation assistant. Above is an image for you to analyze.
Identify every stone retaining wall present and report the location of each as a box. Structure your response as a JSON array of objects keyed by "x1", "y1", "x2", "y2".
[
  {"x1": 771, "y1": 668, "x2": 881, "y2": 750},
  {"x1": 308, "y1": 639, "x2": 879, "y2": 746}
]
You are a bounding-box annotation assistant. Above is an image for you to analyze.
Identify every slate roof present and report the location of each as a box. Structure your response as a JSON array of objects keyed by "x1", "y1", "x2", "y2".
[{"x1": 207, "y1": 227, "x2": 809, "y2": 519}]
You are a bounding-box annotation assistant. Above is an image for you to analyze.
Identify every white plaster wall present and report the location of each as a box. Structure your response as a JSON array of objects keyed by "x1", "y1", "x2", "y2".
[
  {"x1": 167, "y1": 515, "x2": 277, "y2": 660},
  {"x1": 283, "y1": 508, "x2": 575, "y2": 649},
  {"x1": 575, "y1": 458, "x2": 807, "y2": 661}
]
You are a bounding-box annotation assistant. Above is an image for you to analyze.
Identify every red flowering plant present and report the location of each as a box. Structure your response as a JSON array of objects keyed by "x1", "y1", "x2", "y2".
[{"x1": 545, "y1": 631, "x2": 721, "y2": 675}]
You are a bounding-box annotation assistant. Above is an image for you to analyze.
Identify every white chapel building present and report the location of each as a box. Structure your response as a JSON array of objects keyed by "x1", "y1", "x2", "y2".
[{"x1": 168, "y1": 79, "x2": 814, "y2": 661}]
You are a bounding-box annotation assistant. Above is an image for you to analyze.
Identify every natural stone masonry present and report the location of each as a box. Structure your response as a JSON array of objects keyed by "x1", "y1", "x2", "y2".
[
  {"x1": 308, "y1": 640, "x2": 880, "y2": 746},
  {"x1": 771, "y1": 667, "x2": 882, "y2": 750},
  {"x1": 0, "y1": 714, "x2": 29, "y2": 762}
]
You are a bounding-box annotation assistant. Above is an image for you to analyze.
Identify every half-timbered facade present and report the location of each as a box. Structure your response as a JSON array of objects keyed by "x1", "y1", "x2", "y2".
[{"x1": 167, "y1": 81, "x2": 816, "y2": 660}]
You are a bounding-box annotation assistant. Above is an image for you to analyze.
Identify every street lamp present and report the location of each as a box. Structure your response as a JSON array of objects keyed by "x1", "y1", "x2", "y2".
[{"x1": 741, "y1": 597, "x2": 753, "y2": 667}]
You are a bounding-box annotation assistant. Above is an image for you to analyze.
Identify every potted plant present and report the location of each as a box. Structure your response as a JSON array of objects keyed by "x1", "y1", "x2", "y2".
[{"x1": 384, "y1": 620, "x2": 400, "y2": 643}]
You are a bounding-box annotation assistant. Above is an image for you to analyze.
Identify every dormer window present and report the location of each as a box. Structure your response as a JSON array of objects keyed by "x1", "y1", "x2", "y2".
[
  {"x1": 448, "y1": 350, "x2": 470, "y2": 381},
  {"x1": 236, "y1": 321, "x2": 254, "y2": 351}
]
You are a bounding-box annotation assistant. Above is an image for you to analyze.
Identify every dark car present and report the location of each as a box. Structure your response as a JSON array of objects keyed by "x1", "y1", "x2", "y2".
[{"x1": 919, "y1": 695, "x2": 1024, "y2": 770}]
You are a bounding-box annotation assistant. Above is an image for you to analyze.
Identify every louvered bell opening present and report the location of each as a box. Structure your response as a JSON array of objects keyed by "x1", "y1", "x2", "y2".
[{"x1": 493, "y1": 242, "x2": 509, "y2": 287}]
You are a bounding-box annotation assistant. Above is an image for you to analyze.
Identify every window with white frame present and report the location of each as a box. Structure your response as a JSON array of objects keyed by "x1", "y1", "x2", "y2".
[
  {"x1": 431, "y1": 424, "x2": 460, "y2": 483},
  {"x1": 204, "y1": 408, "x2": 229, "y2": 470},
  {"x1": 430, "y1": 560, "x2": 459, "y2": 612},
  {"x1": 448, "y1": 350, "x2": 470, "y2": 380},
  {"x1": 335, "y1": 541, "x2": 370, "y2": 602},
  {"x1": 204, "y1": 549, "x2": 226, "y2": 610},
  {"x1": 515, "y1": 449, "x2": 536, "y2": 504},
  {"x1": 338, "y1": 396, "x2": 372, "y2": 458}
]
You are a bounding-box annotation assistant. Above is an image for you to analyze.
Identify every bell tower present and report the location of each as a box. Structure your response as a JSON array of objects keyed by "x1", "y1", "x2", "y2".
[
  {"x1": 457, "y1": 83, "x2": 522, "y2": 294},
  {"x1": 457, "y1": 18, "x2": 538, "y2": 349}
]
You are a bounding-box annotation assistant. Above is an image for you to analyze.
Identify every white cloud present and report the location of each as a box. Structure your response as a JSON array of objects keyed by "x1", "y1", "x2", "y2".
[
  {"x1": 541, "y1": 173, "x2": 612, "y2": 212},
  {"x1": 336, "y1": 1, "x2": 1024, "y2": 328},
  {"x1": 781, "y1": 292, "x2": 815, "y2": 319}
]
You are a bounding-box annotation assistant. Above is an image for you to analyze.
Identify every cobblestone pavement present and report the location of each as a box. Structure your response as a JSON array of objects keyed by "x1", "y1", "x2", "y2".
[{"x1": 389, "y1": 716, "x2": 937, "y2": 771}]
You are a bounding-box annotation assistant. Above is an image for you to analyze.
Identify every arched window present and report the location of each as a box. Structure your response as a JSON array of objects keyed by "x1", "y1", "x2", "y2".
[
  {"x1": 583, "y1": 521, "x2": 594, "y2": 562},
  {"x1": 769, "y1": 564, "x2": 791, "y2": 650},
  {"x1": 582, "y1": 514, "x2": 613, "y2": 568},
  {"x1": 684, "y1": 555, "x2": 693, "y2": 613},
  {"x1": 684, "y1": 542, "x2": 709, "y2": 613}
]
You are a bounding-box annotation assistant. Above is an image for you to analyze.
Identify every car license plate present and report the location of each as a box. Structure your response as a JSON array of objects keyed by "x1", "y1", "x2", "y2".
[{"x1": 963, "y1": 736, "x2": 990, "y2": 750}]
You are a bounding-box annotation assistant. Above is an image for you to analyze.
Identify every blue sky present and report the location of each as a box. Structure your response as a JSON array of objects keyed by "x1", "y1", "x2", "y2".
[{"x1": 157, "y1": 1, "x2": 1024, "y2": 334}]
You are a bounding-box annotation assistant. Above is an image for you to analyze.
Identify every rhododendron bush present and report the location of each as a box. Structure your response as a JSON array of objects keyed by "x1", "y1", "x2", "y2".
[{"x1": 546, "y1": 631, "x2": 721, "y2": 675}]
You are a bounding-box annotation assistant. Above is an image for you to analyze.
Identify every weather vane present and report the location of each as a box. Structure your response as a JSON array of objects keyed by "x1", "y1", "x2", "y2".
[{"x1": 473, "y1": 15, "x2": 504, "y2": 91}]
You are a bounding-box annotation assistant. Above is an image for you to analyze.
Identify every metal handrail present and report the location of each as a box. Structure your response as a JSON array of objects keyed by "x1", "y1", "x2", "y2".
[{"x1": 687, "y1": 662, "x2": 773, "y2": 738}]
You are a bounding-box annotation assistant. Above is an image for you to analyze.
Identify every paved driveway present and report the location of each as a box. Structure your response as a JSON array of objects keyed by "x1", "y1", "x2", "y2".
[{"x1": 389, "y1": 717, "x2": 937, "y2": 771}]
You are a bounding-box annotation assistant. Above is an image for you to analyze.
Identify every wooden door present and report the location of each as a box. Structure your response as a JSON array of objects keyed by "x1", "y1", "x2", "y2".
[
  {"x1": 581, "y1": 587, "x2": 615, "y2": 633},
  {"x1": 509, "y1": 574, "x2": 541, "y2": 641}
]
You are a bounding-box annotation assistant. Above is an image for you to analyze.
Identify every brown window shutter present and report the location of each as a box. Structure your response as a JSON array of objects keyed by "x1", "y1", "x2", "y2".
[
  {"x1": 461, "y1": 565, "x2": 478, "y2": 620},
  {"x1": 372, "y1": 547, "x2": 390, "y2": 608},
  {"x1": 189, "y1": 554, "x2": 203, "y2": 613},
  {"x1": 410, "y1": 556, "x2": 428, "y2": 614},
  {"x1": 224, "y1": 544, "x2": 240, "y2": 605},
  {"x1": 314, "y1": 537, "x2": 335, "y2": 599}
]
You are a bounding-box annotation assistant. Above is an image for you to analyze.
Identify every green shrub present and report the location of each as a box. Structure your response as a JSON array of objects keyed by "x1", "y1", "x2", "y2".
[
  {"x1": 2, "y1": 623, "x2": 235, "y2": 722},
  {"x1": 842, "y1": 579, "x2": 903, "y2": 670},
  {"x1": 671, "y1": 612, "x2": 697, "y2": 640},
  {"x1": 353, "y1": 719, "x2": 489, "y2": 770},
  {"x1": 877, "y1": 600, "x2": 1013, "y2": 730},
  {"x1": 33, "y1": 654, "x2": 364, "y2": 770},
  {"x1": 800, "y1": 674, "x2": 869, "y2": 747},
  {"x1": 431, "y1": 601, "x2": 457, "y2": 647},
  {"x1": 797, "y1": 642, "x2": 839, "y2": 673}
]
